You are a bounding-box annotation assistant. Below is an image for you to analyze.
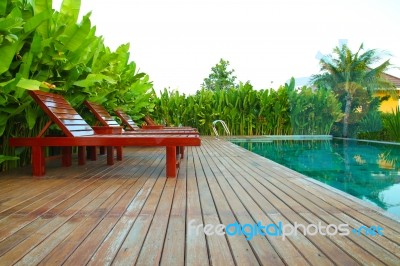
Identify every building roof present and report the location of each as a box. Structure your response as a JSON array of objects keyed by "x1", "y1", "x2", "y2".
[{"x1": 380, "y1": 71, "x2": 400, "y2": 88}]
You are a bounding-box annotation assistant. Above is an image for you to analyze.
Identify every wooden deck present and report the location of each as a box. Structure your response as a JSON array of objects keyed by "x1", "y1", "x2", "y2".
[{"x1": 0, "y1": 137, "x2": 399, "y2": 265}]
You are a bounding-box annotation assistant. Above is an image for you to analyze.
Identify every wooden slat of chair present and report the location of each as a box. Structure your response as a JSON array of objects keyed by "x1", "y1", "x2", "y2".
[
  {"x1": 114, "y1": 110, "x2": 141, "y2": 131},
  {"x1": 84, "y1": 101, "x2": 120, "y2": 127}
]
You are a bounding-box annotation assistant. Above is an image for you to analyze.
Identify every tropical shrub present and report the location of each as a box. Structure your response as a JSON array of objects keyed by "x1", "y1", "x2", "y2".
[
  {"x1": 153, "y1": 83, "x2": 292, "y2": 136},
  {"x1": 357, "y1": 111, "x2": 384, "y2": 140},
  {"x1": 382, "y1": 108, "x2": 400, "y2": 142},
  {"x1": 287, "y1": 78, "x2": 343, "y2": 135},
  {"x1": 153, "y1": 79, "x2": 344, "y2": 136}
]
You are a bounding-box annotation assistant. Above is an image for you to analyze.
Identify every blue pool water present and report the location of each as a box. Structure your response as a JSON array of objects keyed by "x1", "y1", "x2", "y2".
[{"x1": 232, "y1": 138, "x2": 400, "y2": 217}]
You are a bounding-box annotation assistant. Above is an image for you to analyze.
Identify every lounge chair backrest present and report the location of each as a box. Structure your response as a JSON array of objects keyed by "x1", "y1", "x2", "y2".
[
  {"x1": 84, "y1": 101, "x2": 120, "y2": 127},
  {"x1": 29, "y1": 90, "x2": 94, "y2": 137},
  {"x1": 114, "y1": 110, "x2": 140, "y2": 131},
  {"x1": 144, "y1": 115, "x2": 157, "y2": 126}
]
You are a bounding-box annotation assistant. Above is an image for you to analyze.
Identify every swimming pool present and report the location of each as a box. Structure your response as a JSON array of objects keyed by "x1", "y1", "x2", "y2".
[{"x1": 232, "y1": 138, "x2": 400, "y2": 217}]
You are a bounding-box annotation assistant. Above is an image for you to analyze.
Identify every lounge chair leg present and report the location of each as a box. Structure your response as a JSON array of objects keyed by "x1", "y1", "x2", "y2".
[
  {"x1": 107, "y1": 146, "x2": 114, "y2": 165},
  {"x1": 179, "y1": 146, "x2": 185, "y2": 159},
  {"x1": 62, "y1": 147, "x2": 72, "y2": 167},
  {"x1": 100, "y1": 146, "x2": 105, "y2": 155},
  {"x1": 32, "y1": 146, "x2": 45, "y2": 176},
  {"x1": 116, "y1": 146, "x2": 123, "y2": 161},
  {"x1": 166, "y1": 146, "x2": 177, "y2": 178},
  {"x1": 88, "y1": 146, "x2": 97, "y2": 161},
  {"x1": 78, "y1": 146, "x2": 86, "y2": 165}
]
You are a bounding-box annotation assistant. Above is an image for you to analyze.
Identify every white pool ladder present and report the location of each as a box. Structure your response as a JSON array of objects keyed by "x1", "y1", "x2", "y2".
[{"x1": 212, "y1": 120, "x2": 231, "y2": 139}]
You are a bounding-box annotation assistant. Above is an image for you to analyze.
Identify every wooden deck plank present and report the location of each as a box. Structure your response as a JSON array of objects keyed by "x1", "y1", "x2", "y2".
[
  {"x1": 0, "y1": 139, "x2": 399, "y2": 265},
  {"x1": 6, "y1": 157, "x2": 146, "y2": 265},
  {"x1": 199, "y1": 145, "x2": 307, "y2": 265},
  {"x1": 184, "y1": 147, "x2": 210, "y2": 266},
  {"x1": 135, "y1": 176, "x2": 177, "y2": 265},
  {"x1": 0, "y1": 161, "x2": 113, "y2": 246},
  {"x1": 62, "y1": 149, "x2": 161, "y2": 265},
  {"x1": 1, "y1": 180, "x2": 117, "y2": 264},
  {"x1": 160, "y1": 150, "x2": 188, "y2": 266},
  {"x1": 0, "y1": 148, "x2": 151, "y2": 263},
  {"x1": 37, "y1": 149, "x2": 160, "y2": 265},
  {"x1": 0, "y1": 161, "x2": 106, "y2": 220},
  {"x1": 110, "y1": 167, "x2": 166, "y2": 265},
  {"x1": 87, "y1": 154, "x2": 165, "y2": 265},
  {"x1": 191, "y1": 144, "x2": 236, "y2": 265},
  {"x1": 197, "y1": 145, "x2": 279, "y2": 265}
]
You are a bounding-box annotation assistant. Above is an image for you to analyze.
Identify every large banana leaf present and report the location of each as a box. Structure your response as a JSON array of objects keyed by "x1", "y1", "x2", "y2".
[
  {"x1": 16, "y1": 78, "x2": 42, "y2": 90},
  {"x1": 23, "y1": 10, "x2": 51, "y2": 33},
  {"x1": 59, "y1": 14, "x2": 90, "y2": 52},
  {"x1": 0, "y1": 42, "x2": 19, "y2": 75},
  {"x1": 73, "y1": 73, "x2": 116, "y2": 87},
  {"x1": 60, "y1": 0, "x2": 81, "y2": 24},
  {"x1": 33, "y1": 0, "x2": 53, "y2": 37}
]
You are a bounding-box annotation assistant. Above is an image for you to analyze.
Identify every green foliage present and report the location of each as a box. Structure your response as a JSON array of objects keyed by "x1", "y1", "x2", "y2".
[
  {"x1": 357, "y1": 111, "x2": 383, "y2": 140},
  {"x1": 383, "y1": 108, "x2": 400, "y2": 142},
  {"x1": 154, "y1": 78, "x2": 343, "y2": 136},
  {"x1": 202, "y1": 58, "x2": 237, "y2": 91},
  {"x1": 0, "y1": 0, "x2": 154, "y2": 171},
  {"x1": 287, "y1": 79, "x2": 343, "y2": 135},
  {"x1": 311, "y1": 43, "x2": 394, "y2": 137},
  {"x1": 154, "y1": 82, "x2": 290, "y2": 136}
]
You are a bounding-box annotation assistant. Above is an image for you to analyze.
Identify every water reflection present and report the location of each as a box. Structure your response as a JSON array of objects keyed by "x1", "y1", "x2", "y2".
[{"x1": 234, "y1": 139, "x2": 400, "y2": 217}]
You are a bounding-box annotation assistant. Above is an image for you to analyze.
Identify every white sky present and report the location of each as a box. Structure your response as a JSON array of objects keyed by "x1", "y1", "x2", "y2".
[{"x1": 53, "y1": 0, "x2": 400, "y2": 94}]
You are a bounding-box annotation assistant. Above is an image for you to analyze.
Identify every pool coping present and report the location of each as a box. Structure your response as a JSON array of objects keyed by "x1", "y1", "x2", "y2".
[
  {"x1": 228, "y1": 135, "x2": 333, "y2": 142},
  {"x1": 334, "y1": 137, "x2": 400, "y2": 146}
]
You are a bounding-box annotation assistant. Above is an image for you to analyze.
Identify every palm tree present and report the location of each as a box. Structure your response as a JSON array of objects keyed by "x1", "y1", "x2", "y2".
[{"x1": 311, "y1": 43, "x2": 394, "y2": 137}]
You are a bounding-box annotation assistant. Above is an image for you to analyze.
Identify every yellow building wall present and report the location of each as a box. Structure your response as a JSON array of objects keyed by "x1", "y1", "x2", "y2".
[{"x1": 375, "y1": 90, "x2": 400, "y2": 113}]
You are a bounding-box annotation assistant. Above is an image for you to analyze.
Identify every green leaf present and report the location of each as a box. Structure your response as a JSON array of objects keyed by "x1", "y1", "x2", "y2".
[
  {"x1": 0, "y1": 155, "x2": 19, "y2": 164},
  {"x1": 25, "y1": 106, "x2": 38, "y2": 130},
  {"x1": 0, "y1": 94, "x2": 7, "y2": 106},
  {"x1": 0, "y1": 17, "x2": 24, "y2": 32},
  {"x1": 16, "y1": 78, "x2": 42, "y2": 90},
  {"x1": 73, "y1": 74, "x2": 115, "y2": 87},
  {"x1": 30, "y1": 32, "x2": 43, "y2": 54},
  {"x1": 0, "y1": 42, "x2": 19, "y2": 75},
  {"x1": 60, "y1": 14, "x2": 90, "y2": 52},
  {"x1": 0, "y1": 0, "x2": 7, "y2": 16},
  {"x1": 0, "y1": 113, "x2": 7, "y2": 136},
  {"x1": 60, "y1": 0, "x2": 81, "y2": 23},
  {"x1": 33, "y1": 0, "x2": 52, "y2": 14},
  {"x1": 33, "y1": 0, "x2": 52, "y2": 37},
  {"x1": 24, "y1": 11, "x2": 51, "y2": 33}
]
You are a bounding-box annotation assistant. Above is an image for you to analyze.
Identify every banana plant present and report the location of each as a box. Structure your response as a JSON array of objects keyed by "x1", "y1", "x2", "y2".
[{"x1": 1, "y1": 0, "x2": 154, "y2": 171}]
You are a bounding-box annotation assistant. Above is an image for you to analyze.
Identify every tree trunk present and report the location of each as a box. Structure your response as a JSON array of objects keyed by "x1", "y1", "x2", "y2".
[{"x1": 342, "y1": 93, "x2": 352, "y2": 138}]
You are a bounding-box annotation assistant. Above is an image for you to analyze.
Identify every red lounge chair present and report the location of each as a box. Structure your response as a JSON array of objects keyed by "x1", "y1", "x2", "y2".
[
  {"x1": 9, "y1": 90, "x2": 201, "y2": 177},
  {"x1": 143, "y1": 115, "x2": 195, "y2": 130},
  {"x1": 115, "y1": 109, "x2": 196, "y2": 131},
  {"x1": 84, "y1": 101, "x2": 197, "y2": 158},
  {"x1": 84, "y1": 101, "x2": 197, "y2": 133}
]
